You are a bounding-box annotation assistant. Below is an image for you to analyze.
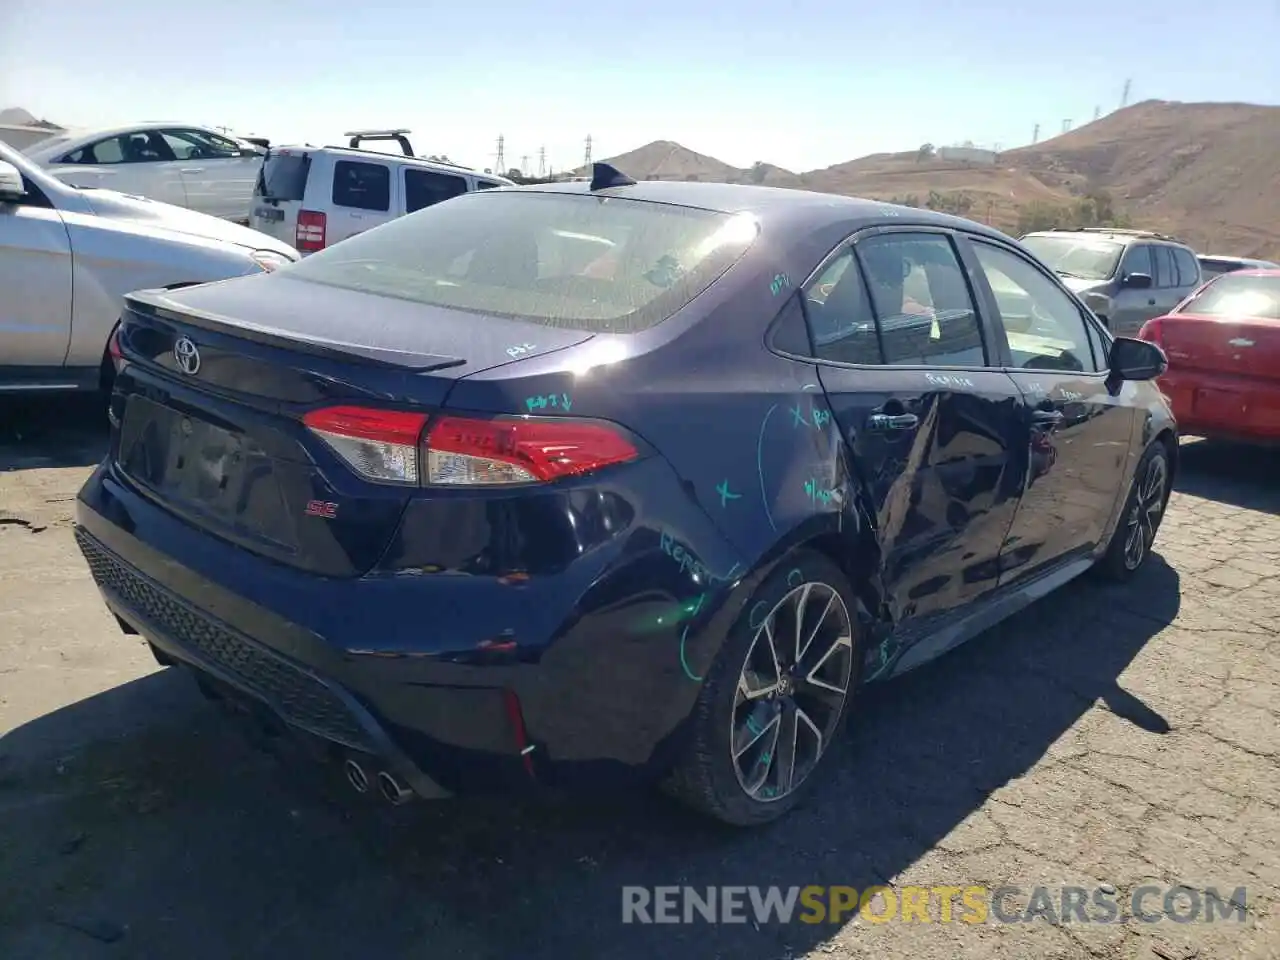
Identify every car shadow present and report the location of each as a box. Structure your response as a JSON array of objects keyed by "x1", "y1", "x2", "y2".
[
  {"x1": 1174, "y1": 438, "x2": 1280, "y2": 515},
  {"x1": 0, "y1": 559, "x2": 1180, "y2": 960},
  {"x1": 0, "y1": 396, "x2": 109, "y2": 473}
]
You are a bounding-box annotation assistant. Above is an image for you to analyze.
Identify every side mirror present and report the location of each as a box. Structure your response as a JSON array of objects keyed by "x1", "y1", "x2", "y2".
[
  {"x1": 0, "y1": 160, "x2": 26, "y2": 201},
  {"x1": 1123, "y1": 272, "x2": 1153, "y2": 290},
  {"x1": 1110, "y1": 336, "x2": 1167, "y2": 381}
]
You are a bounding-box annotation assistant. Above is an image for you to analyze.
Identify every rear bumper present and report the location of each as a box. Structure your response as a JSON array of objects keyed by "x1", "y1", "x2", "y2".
[
  {"x1": 74, "y1": 459, "x2": 728, "y2": 796},
  {"x1": 1159, "y1": 370, "x2": 1280, "y2": 443}
]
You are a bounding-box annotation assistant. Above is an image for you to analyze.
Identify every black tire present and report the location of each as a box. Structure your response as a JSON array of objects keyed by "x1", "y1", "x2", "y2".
[
  {"x1": 664, "y1": 549, "x2": 862, "y2": 826},
  {"x1": 1095, "y1": 441, "x2": 1172, "y2": 582}
]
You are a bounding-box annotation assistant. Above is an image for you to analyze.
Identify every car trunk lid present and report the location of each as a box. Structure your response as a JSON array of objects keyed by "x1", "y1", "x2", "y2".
[
  {"x1": 1148, "y1": 312, "x2": 1280, "y2": 380},
  {"x1": 112, "y1": 277, "x2": 595, "y2": 577}
]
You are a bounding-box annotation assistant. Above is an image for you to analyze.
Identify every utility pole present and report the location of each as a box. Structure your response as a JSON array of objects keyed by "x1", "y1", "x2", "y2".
[
  {"x1": 538, "y1": 146, "x2": 546, "y2": 178},
  {"x1": 1032, "y1": 123, "x2": 1040, "y2": 144},
  {"x1": 1121, "y1": 78, "x2": 1132, "y2": 109},
  {"x1": 495, "y1": 134, "x2": 504, "y2": 174},
  {"x1": 584, "y1": 134, "x2": 592, "y2": 168}
]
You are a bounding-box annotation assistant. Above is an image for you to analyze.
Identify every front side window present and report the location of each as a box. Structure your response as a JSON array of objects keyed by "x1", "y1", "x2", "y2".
[
  {"x1": 332, "y1": 160, "x2": 390, "y2": 212},
  {"x1": 1119, "y1": 244, "x2": 1152, "y2": 279},
  {"x1": 280, "y1": 191, "x2": 758, "y2": 333},
  {"x1": 404, "y1": 169, "x2": 468, "y2": 212},
  {"x1": 856, "y1": 232, "x2": 986, "y2": 366},
  {"x1": 1020, "y1": 234, "x2": 1125, "y2": 282},
  {"x1": 971, "y1": 241, "x2": 1102, "y2": 373},
  {"x1": 159, "y1": 128, "x2": 241, "y2": 161}
]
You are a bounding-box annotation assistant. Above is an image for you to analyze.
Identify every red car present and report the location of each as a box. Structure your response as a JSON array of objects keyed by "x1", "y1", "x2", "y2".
[{"x1": 1138, "y1": 268, "x2": 1280, "y2": 444}]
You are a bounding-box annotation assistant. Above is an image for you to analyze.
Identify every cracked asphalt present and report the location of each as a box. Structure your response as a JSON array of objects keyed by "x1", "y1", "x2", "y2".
[{"x1": 0, "y1": 395, "x2": 1277, "y2": 960}]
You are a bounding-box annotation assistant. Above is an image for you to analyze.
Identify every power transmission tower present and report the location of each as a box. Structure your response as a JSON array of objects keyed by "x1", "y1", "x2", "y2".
[
  {"x1": 1121, "y1": 78, "x2": 1132, "y2": 109},
  {"x1": 495, "y1": 134, "x2": 504, "y2": 173},
  {"x1": 1032, "y1": 123, "x2": 1040, "y2": 144},
  {"x1": 584, "y1": 134, "x2": 592, "y2": 168},
  {"x1": 1062, "y1": 118, "x2": 1072, "y2": 134},
  {"x1": 520, "y1": 154, "x2": 530, "y2": 174},
  {"x1": 537, "y1": 146, "x2": 546, "y2": 178},
  {"x1": 1093, "y1": 105, "x2": 1101, "y2": 122}
]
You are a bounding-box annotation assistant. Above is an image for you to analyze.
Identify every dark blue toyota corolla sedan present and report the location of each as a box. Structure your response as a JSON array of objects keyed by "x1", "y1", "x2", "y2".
[{"x1": 75, "y1": 164, "x2": 1176, "y2": 826}]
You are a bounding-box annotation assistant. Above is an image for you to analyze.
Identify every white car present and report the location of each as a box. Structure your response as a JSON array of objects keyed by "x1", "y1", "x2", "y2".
[
  {"x1": 0, "y1": 140, "x2": 297, "y2": 395},
  {"x1": 24, "y1": 122, "x2": 266, "y2": 222},
  {"x1": 250, "y1": 130, "x2": 512, "y2": 254}
]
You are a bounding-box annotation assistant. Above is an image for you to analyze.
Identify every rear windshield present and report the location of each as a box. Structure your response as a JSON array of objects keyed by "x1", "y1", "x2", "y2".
[
  {"x1": 277, "y1": 191, "x2": 758, "y2": 333},
  {"x1": 1180, "y1": 274, "x2": 1280, "y2": 319},
  {"x1": 256, "y1": 151, "x2": 311, "y2": 202}
]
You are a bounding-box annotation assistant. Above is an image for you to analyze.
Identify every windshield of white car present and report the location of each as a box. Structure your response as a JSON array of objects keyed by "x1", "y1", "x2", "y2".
[
  {"x1": 279, "y1": 191, "x2": 759, "y2": 333},
  {"x1": 1021, "y1": 235, "x2": 1124, "y2": 282}
]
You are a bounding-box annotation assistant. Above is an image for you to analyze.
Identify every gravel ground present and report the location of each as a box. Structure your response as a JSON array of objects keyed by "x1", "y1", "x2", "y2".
[{"x1": 1, "y1": 395, "x2": 1277, "y2": 960}]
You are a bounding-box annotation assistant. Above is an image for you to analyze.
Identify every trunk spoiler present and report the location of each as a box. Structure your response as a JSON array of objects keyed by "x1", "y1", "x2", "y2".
[{"x1": 125, "y1": 289, "x2": 466, "y2": 373}]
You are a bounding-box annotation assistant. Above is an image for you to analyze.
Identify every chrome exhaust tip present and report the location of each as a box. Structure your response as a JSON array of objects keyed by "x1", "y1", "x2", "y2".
[
  {"x1": 377, "y1": 770, "x2": 414, "y2": 805},
  {"x1": 344, "y1": 758, "x2": 370, "y2": 794}
]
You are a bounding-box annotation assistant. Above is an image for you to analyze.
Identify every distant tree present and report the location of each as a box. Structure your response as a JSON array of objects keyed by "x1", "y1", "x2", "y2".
[
  {"x1": 916, "y1": 143, "x2": 935, "y2": 163},
  {"x1": 748, "y1": 161, "x2": 769, "y2": 184}
]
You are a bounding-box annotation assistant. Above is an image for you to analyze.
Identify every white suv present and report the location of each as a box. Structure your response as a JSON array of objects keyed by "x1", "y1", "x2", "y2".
[{"x1": 249, "y1": 130, "x2": 513, "y2": 254}]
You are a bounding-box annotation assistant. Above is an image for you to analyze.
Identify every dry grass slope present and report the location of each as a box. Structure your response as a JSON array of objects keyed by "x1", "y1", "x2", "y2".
[{"x1": 596, "y1": 100, "x2": 1280, "y2": 259}]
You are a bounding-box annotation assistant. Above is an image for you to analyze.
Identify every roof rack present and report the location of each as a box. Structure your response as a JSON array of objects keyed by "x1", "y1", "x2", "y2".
[
  {"x1": 1056, "y1": 226, "x2": 1187, "y2": 244},
  {"x1": 343, "y1": 128, "x2": 415, "y2": 156}
]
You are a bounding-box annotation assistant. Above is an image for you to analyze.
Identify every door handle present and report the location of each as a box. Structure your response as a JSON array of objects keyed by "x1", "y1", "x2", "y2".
[
  {"x1": 1147, "y1": 298, "x2": 1156, "y2": 306},
  {"x1": 179, "y1": 167, "x2": 205, "y2": 174},
  {"x1": 1031, "y1": 409, "x2": 1064, "y2": 426},
  {"x1": 867, "y1": 412, "x2": 919, "y2": 432}
]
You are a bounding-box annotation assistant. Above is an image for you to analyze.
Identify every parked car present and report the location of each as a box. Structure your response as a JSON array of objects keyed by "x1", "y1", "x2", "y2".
[
  {"x1": 1138, "y1": 268, "x2": 1280, "y2": 445},
  {"x1": 1196, "y1": 253, "x2": 1280, "y2": 282},
  {"x1": 1020, "y1": 228, "x2": 1202, "y2": 337},
  {"x1": 0, "y1": 140, "x2": 297, "y2": 395},
  {"x1": 249, "y1": 129, "x2": 513, "y2": 254},
  {"x1": 75, "y1": 168, "x2": 1175, "y2": 826},
  {"x1": 24, "y1": 122, "x2": 266, "y2": 222}
]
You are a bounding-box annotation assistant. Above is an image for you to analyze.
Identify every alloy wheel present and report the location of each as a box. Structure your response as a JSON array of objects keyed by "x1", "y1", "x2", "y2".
[
  {"x1": 730, "y1": 582, "x2": 854, "y2": 802},
  {"x1": 1123, "y1": 454, "x2": 1168, "y2": 571}
]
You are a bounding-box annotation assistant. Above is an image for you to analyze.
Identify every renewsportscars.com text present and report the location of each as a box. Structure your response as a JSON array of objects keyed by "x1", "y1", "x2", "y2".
[{"x1": 621, "y1": 885, "x2": 1248, "y2": 925}]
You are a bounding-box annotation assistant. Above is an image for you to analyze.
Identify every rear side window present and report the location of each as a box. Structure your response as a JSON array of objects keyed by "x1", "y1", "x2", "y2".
[
  {"x1": 857, "y1": 233, "x2": 986, "y2": 366},
  {"x1": 475, "y1": 180, "x2": 502, "y2": 190},
  {"x1": 279, "y1": 191, "x2": 758, "y2": 333},
  {"x1": 404, "y1": 169, "x2": 468, "y2": 213},
  {"x1": 1172, "y1": 247, "x2": 1199, "y2": 287},
  {"x1": 801, "y1": 249, "x2": 882, "y2": 364},
  {"x1": 333, "y1": 160, "x2": 390, "y2": 212},
  {"x1": 257, "y1": 152, "x2": 311, "y2": 202},
  {"x1": 1178, "y1": 274, "x2": 1280, "y2": 319}
]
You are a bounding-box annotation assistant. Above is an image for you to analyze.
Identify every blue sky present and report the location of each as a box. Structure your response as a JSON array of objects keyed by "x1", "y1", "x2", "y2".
[{"x1": 3, "y1": 0, "x2": 1277, "y2": 175}]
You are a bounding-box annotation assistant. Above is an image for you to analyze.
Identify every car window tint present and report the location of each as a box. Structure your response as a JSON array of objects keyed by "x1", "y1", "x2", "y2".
[
  {"x1": 856, "y1": 233, "x2": 986, "y2": 366},
  {"x1": 475, "y1": 180, "x2": 502, "y2": 190},
  {"x1": 799, "y1": 250, "x2": 882, "y2": 364},
  {"x1": 160, "y1": 129, "x2": 240, "y2": 161},
  {"x1": 332, "y1": 160, "x2": 390, "y2": 212},
  {"x1": 1153, "y1": 246, "x2": 1175, "y2": 288},
  {"x1": 1172, "y1": 247, "x2": 1199, "y2": 287},
  {"x1": 1083, "y1": 311, "x2": 1109, "y2": 368},
  {"x1": 64, "y1": 136, "x2": 126, "y2": 164},
  {"x1": 1120, "y1": 244, "x2": 1151, "y2": 278},
  {"x1": 117, "y1": 132, "x2": 175, "y2": 163},
  {"x1": 972, "y1": 241, "x2": 1102, "y2": 373},
  {"x1": 404, "y1": 169, "x2": 468, "y2": 213}
]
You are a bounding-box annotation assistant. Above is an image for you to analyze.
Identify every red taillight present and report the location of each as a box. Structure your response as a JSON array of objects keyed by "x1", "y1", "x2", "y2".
[
  {"x1": 296, "y1": 210, "x2": 326, "y2": 252},
  {"x1": 301, "y1": 405, "x2": 640, "y2": 486},
  {"x1": 1137, "y1": 316, "x2": 1164, "y2": 345},
  {"x1": 424, "y1": 414, "x2": 638, "y2": 485},
  {"x1": 303, "y1": 406, "x2": 428, "y2": 484},
  {"x1": 107, "y1": 325, "x2": 126, "y2": 373}
]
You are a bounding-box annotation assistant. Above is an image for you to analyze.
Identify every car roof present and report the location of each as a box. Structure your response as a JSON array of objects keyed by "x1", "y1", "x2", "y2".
[
  {"x1": 1199, "y1": 254, "x2": 1276, "y2": 265},
  {"x1": 24, "y1": 121, "x2": 252, "y2": 157},
  {"x1": 507, "y1": 179, "x2": 1012, "y2": 239},
  {"x1": 1220, "y1": 268, "x2": 1280, "y2": 277}
]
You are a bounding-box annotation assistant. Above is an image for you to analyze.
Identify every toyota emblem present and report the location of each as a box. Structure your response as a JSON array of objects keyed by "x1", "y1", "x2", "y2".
[{"x1": 173, "y1": 337, "x2": 201, "y2": 375}]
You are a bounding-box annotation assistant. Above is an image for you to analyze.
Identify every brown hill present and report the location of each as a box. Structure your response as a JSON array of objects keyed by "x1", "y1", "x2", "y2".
[{"x1": 596, "y1": 101, "x2": 1280, "y2": 259}]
